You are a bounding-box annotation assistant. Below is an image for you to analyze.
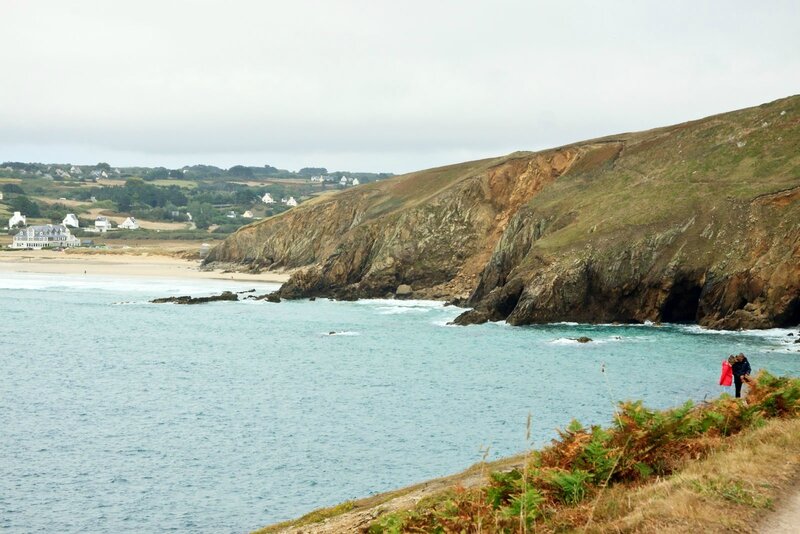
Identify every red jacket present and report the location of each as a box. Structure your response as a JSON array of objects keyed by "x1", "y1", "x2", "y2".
[{"x1": 719, "y1": 361, "x2": 733, "y2": 386}]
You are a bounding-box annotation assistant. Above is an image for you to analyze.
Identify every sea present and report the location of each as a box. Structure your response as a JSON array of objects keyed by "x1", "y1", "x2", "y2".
[{"x1": 1, "y1": 272, "x2": 799, "y2": 533}]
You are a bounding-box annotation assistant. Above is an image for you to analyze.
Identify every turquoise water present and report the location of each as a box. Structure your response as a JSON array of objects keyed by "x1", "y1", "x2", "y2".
[{"x1": 1, "y1": 272, "x2": 799, "y2": 533}]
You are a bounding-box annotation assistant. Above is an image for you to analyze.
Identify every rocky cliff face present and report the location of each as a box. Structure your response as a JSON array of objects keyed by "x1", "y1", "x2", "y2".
[
  {"x1": 206, "y1": 95, "x2": 800, "y2": 329},
  {"x1": 206, "y1": 150, "x2": 585, "y2": 300}
]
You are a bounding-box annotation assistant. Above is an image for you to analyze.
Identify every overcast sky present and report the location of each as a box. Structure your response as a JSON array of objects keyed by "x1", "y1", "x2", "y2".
[{"x1": 1, "y1": 1, "x2": 798, "y2": 173}]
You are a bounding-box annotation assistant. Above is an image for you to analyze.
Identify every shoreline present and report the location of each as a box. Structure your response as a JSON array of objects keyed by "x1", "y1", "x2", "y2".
[{"x1": 0, "y1": 250, "x2": 291, "y2": 284}]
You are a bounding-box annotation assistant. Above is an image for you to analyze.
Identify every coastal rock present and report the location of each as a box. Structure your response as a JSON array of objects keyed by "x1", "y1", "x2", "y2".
[
  {"x1": 246, "y1": 292, "x2": 282, "y2": 302},
  {"x1": 395, "y1": 284, "x2": 413, "y2": 298},
  {"x1": 576, "y1": 337, "x2": 593, "y2": 343},
  {"x1": 204, "y1": 96, "x2": 800, "y2": 330},
  {"x1": 150, "y1": 291, "x2": 239, "y2": 305}
]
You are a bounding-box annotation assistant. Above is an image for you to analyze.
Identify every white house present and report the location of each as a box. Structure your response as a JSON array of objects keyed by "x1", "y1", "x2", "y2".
[
  {"x1": 0, "y1": 191, "x2": 4, "y2": 200},
  {"x1": 11, "y1": 224, "x2": 80, "y2": 249},
  {"x1": 286, "y1": 196, "x2": 298, "y2": 207},
  {"x1": 339, "y1": 176, "x2": 348, "y2": 186},
  {"x1": 226, "y1": 210, "x2": 236, "y2": 218},
  {"x1": 119, "y1": 217, "x2": 139, "y2": 230},
  {"x1": 55, "y1": 169, "x2": 71, "y2": 179},
  {"x1": 69, "y1": 165, "x2": 83, "y2": 175},
  {"x1": 62, "y1": 213, "x2": 80, "y2": 228},
  {"x1": 352, "y1": 178, "x2": 360, "y2": 186},
  {"x1": 242, "y1": 210, "x2": 254, "y2": 218},
  {"x1": 9, "y1": 211, "x2": 26, "y2": 228},
  {"x1": 94, "y1": 216, "x2": 113, "y2": 232},
  {"x1": 261, "y1": 193, "x2": 275, "y2": 204}
]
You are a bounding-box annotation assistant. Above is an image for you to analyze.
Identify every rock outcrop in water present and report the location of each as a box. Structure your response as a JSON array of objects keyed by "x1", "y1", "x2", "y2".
[
  {"x1": 205, "y1": 95, "x2": 800, "y2": 330},
  {"x1": 151, "y1": 291, "x2": 239, "y2": 304}
]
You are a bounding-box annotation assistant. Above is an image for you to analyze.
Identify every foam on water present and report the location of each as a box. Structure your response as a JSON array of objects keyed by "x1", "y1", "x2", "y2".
[
  {"x1": 321, "y1": 331, "x2": 361, "y2": 336},
  {"x1": 0, "y1": 271, "x2": 280, "y2": 295}
]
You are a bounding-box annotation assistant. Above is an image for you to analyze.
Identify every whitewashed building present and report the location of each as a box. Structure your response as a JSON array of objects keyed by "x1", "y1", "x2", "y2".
[
  {"x1": 261, "y1": 193, "x2": 275, "y2": 204},
  {"x1": 339, "y1": 176, "x2": 348, "y2": 186},
  {"x1": 94, "y1": 216, "x2": 113, "y2": 232},
  {"x1": 9, "y1": 211, "x2": 26, "y2": 228},
  {"x1": 11, "y1": 224, "x2": 80, "y2": 249},
  {"x1": 286, "y1": 196, "x2": 298, "y2": 207},
  {"x1": 119, "y1": 217, "x2": 139, "y2": 230},
  {"x1": 62, "y1": 213, "x2": 80, "y2": 228},
  {"x1": 352, "y1": 178, "x2": 360, "y2": 186},
  {"x1": 0, "y1": 192, "x2": 4, "y2": 200}
]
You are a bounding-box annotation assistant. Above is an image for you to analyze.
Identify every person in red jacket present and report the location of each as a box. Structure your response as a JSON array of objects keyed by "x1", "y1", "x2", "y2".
[{"x1": 719, "y1": 358, "x2": 733, "y2": 387}]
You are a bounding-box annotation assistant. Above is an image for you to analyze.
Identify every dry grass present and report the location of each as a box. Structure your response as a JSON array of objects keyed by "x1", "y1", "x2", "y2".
[{"x1": 583, "y1": 417, "x2": 800, "y2": 532}]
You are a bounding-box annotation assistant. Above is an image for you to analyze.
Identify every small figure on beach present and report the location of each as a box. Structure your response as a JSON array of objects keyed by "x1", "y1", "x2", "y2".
[{"x1": 728, "y1": 353, "x2": 751, "y2": 398}]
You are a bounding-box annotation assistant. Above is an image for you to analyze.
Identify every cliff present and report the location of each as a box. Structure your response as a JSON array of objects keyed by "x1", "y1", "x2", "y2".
[{"x1": 205, "y1": 95, "x2": 800, "y2": 329}]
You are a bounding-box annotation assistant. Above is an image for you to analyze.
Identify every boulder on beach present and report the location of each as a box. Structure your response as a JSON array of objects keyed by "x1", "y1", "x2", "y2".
[{"x1": 576, "y1": 336, "x2": 593, "y2": 343}]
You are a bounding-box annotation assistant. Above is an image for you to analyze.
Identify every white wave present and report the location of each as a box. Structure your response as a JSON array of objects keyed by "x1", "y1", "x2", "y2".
[
  {"x1": 376, "y1": 306, "x2": 433, "y2": 315},
  {"x1": 353, "y1": 298, "x2": 446, "y2": 308},
  {"x1": 322, "y1": 331, "x2": 360, "y2": 336},
  {"x1": 678, "y1": 324, "x2": 799, "y2": 341},
  {"x1": 548, "y1": 336, "x2": 628, "y2": 345},
  {"x1": 549, "y1": 337, "x2": 591, "y2": 345},
  {"x1": 0, "y1": 272, "x2": 279, "y2": 295}
]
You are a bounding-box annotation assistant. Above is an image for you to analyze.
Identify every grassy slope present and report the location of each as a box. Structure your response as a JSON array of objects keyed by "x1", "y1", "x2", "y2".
[{"x1": 527, "y1": 95, "x2": 799, "y2": 254}]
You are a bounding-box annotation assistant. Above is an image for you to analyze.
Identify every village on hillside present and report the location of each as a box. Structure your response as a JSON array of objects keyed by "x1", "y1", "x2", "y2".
[{"x1": 0, "y1": 162, "x2": 391, "y2": 250}]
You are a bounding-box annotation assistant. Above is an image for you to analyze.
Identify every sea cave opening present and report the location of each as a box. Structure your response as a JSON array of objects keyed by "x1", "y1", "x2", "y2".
[
  {"x1": 661, "y1": 279, "x2": 703, "y2": 323},
  {"x1": 775, "y1": 296, "x2": 800, "y2": 328}
]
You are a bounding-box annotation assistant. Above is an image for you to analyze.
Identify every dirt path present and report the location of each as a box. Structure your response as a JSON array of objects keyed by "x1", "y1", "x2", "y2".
[{"x1": 759, "y1": 481, "x2": 800, "y2": 533}]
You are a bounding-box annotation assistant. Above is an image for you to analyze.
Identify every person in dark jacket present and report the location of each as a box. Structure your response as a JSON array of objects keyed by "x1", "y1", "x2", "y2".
[{"x1": 729, "y1": 353, "x2": 751, "y2": 398}]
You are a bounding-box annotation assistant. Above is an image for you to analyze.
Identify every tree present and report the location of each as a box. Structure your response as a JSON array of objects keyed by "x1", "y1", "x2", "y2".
[
  {"x1": 2, "y1": 183, "x2": 25, "y2": 194},
  {"x1": 144, "y1": 167, "x2": 169, "y2": 181},
  {"x1": 9, "y1": 196, "x2": 41, "y2": 217},
  {"x1": 95, "y1": 162, "x2": 112, "y2": 171},
  {"x1": 298, "y1": 167, "x2": 327, "y2": 176},
  {"x1": 187, "y1": 200, "x2": 214, "y2": 229},
  {"x1": 228, "y1": 165, "x2": 254, "y2": 178}
]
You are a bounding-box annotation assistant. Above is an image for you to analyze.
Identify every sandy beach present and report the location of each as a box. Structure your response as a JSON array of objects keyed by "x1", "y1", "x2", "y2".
[{"x1": 0, "y1": 249, "x2": 291, "y2": 284}]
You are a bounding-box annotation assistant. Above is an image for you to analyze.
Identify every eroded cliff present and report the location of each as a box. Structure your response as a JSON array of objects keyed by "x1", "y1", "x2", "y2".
[{"x1": 206, "y1": 95, "x2": 800, "y2": 329}]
